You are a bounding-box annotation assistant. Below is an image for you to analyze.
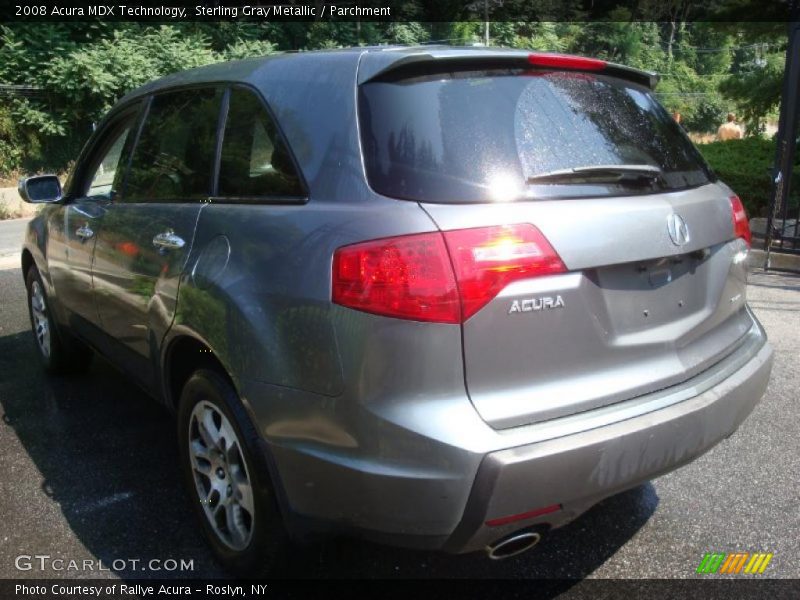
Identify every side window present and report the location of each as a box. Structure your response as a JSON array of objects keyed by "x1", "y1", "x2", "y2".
[
  {"x1": 218, "y1": 88, "x2": 304, "y2": 198},
  {"x1": 81, "y1": 114, "x2": 136, "y2": 200},
  {"x1": 124, "y1": 88, "x2": 222, "y2": 202}
]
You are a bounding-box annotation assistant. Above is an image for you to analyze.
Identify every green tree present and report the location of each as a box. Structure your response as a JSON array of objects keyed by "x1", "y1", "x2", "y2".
[
  {"x1": 220, "y1": 38, "x2": 276, "y2": 61},
  {"x1": 0, "y1": 20, "x2": 787, "y2": 179},
  {"x1": 517, "y1": 22, "x2": 567, "y2": 52},
  {"x1": 572, "y1": 9, "x2": 666, "y2": 68},
  {"x1": 719, "y1": 49, "x2": 785, "y2": 135},
  {"x1": 383, "y1": 22, "x2": 431, "y2": 45},
  {"x1": 44, "y1": 26, "x2": 217, "y2": 126}
]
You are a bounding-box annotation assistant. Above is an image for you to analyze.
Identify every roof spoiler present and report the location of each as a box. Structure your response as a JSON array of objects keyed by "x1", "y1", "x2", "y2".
[{"x1": 358, "y1": 49, "x2": 659, "y2": 89}]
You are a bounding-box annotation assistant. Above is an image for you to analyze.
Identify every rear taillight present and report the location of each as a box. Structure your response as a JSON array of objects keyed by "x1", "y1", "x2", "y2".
[
  {"x1": 332, "y1": 232, "x2": 461, "y2": 323},
  {"x1": 443, "y1": 224, "x2": 566, "y2": 321},
  {"x1": 332, "y1": 225, "x2": 566, "y2": 324},
  {"x1": 730, "y1": 195, "x2": 752, "y2": 247}
]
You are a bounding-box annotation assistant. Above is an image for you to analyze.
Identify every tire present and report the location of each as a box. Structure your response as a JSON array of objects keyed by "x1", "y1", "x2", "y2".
[
  {"x1": 25, "y1": 266, "x2": 93, "y2": 375},
  {"x1": 177, "y1": 369, "x2": 288, "y2": 575}
]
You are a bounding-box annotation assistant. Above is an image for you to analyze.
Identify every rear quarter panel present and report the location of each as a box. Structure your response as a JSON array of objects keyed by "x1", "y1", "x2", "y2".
[{"x1": 170, "y1": 197, "x2": 444, "y2": 397}]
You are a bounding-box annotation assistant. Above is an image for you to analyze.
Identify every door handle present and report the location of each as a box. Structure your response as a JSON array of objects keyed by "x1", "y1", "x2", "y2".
[
  {"x1": 75, "y1": 224, "x2": 94, "y2": 240},
  {"x1": 152, "y1": 229, "x2": 186, "y2": 251}
]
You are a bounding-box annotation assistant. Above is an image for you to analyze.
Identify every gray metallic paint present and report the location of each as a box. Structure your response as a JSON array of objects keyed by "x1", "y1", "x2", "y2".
[
  {"x1": 446, "y1": 335, "x2": 773, "y2": 553},
  {"x1": 20, "y1": 47, "x2": 772, "y2": 554}
]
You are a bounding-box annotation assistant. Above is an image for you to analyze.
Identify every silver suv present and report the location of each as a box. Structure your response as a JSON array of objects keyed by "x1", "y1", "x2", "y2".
[{"x1": 19, "y1": 47, "x2": 773, "y2": 571}]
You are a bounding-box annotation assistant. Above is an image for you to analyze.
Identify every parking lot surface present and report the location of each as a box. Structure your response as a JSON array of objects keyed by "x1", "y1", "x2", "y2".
[{"x1": 0, "y1": 239, "x2": 797, "y2": 579}]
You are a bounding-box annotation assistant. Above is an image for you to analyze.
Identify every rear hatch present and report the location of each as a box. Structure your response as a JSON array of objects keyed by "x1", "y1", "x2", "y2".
[{"x1": 357, "y1": 51, "x2": 753, "y2": 429}]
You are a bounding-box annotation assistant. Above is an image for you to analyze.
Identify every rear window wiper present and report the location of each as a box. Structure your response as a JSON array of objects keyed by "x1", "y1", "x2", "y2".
[{"x1": 526, "y1": 164, "x2": 664, "y2": 185}]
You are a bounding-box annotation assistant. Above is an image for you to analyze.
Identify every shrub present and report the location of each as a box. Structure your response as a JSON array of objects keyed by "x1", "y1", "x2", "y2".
[
  {"x1": 0, "y1": 102, "x2": 36, "y2": 176},
  {"x1": 683, "y1": 97, "x2": 728, "y2": 134},
  {"x1": 698, "y1": 138, "x2": 780, "y2": 217}
]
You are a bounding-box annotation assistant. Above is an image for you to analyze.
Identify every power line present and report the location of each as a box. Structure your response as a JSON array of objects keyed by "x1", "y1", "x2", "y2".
[{"x1": 656, "y1": 40, "x2": 779, "y2": 54}]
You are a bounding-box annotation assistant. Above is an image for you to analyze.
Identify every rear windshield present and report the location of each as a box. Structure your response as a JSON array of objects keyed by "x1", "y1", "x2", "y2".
[{"x1": 358, "y1": 69, "x2": 714, "y2": 203}]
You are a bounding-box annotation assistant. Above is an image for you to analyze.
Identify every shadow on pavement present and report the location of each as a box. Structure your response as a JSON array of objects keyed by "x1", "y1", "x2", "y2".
[{"x1": 0, "y1": 327, "x2": 657, "y2": 581}]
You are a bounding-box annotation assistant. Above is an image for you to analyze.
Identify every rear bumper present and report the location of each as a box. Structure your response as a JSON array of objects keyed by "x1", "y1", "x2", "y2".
[
  {"x1": 245, "y1": 317, "x2": 772, "y2": 553},
  {"x1": 442, "y1": 337, "x2": 773, "y2": 553}
]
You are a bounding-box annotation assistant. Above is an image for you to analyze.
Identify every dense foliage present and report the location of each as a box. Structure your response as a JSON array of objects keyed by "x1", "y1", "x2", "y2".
[
  {"x1": 0, "y1": 20, "x2": 787, "y2": 179},
  {"x1": 699, "y1": 138, "x2": 799, "y2": 217}
]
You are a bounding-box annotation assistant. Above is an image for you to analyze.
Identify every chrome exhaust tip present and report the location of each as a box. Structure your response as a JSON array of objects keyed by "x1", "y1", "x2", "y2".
[{"x1": 486, "y1": 530, "x2": 542, "y2": 560}]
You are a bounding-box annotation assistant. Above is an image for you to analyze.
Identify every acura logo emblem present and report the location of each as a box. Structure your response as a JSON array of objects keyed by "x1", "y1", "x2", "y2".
[{"x1": 667, "y1": 213, "x2": 690, "y2": 246}]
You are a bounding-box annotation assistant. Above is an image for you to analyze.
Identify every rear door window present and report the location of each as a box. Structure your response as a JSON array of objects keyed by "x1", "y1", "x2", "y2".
[
  {"x1": 124, "y1": 87, "x2": 222, "y2": 202},
  {"x1": 359, "y1": 69, "x2": 714, "y2": 203},
  {"x1": 217, "y1": 87, "x2": 304, "y2": 199}
]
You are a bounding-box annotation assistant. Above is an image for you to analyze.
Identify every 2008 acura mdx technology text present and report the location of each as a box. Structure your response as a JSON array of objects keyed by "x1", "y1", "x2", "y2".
[{"x1": 18, "y1": 47, "x2": 773, "y2": 571}]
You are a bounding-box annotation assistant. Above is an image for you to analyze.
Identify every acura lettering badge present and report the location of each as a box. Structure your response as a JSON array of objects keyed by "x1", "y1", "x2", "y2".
[
  {"x1": 667, "y1": 213, "x2": 690, "y2": 246},
  {"x1": 509, "y1": 295, "x2": 565, "y2": 314}
]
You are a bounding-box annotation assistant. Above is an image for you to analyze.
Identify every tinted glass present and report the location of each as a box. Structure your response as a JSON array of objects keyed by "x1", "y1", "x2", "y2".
[
  {"x1": 218, "y1": 88, "x2": 304, "y2": 198},
  {"x1": 359, "y1": 70, "x2": 713, "y2": 203},
  {"x1": 125, "y1": 88, "x2": 221, "y2": 202},
  {"x1": 85, "y1": 122, "x2": 132, "y2": 199}
]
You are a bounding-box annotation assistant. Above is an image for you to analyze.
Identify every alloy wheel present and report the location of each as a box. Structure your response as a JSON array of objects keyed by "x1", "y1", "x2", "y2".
[
  {"x1": 188, "y1": 400, "x2": 255, "y2": 551},
  {"x1": 30, "y1": 280, "x2": 50, "y2": 358}
]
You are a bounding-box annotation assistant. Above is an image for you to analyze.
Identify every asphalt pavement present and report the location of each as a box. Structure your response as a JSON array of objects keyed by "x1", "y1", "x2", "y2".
[
  {"x1": 0, "y1": 224, "x2": 797, "y2": 580},
  {"x1": 0, "y1": 217, "x2": 29, "y2": 266}
]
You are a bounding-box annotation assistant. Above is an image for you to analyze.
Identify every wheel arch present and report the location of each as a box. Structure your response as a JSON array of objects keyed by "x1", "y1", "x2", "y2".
[
  {"x1": 163, "y1": 331, "x2": 301, "y2": 541},
  {"x1": 162, "y1": 333, "x2": 237, "y2": 412},
  {"x1": 21, "y1": 248, "x2": 34, "y2": 282}
]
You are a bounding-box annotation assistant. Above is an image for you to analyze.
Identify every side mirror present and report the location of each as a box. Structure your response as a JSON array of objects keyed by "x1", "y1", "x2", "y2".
[{"x1": 18, "y1": 175, "x2": 63, "y2": 204}]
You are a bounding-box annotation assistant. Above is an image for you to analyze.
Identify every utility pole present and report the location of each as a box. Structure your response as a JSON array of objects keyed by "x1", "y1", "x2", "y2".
[{"x1": 484, "y1": 0, "x2": 490, "y2": 46}]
